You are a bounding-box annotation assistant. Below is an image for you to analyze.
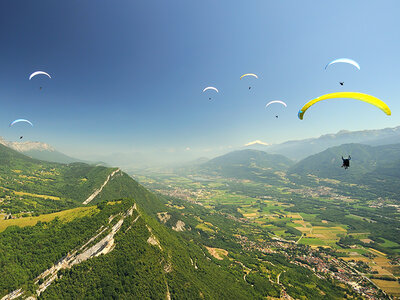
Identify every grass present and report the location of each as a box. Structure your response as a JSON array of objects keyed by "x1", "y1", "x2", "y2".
[
  {"x1": 299, "y1": 237, "x2": 327, "y2": 246},
  {"x1": 379, "y1": 238, "x2": 400, "y2": 248},
  {"x1": 0, "y1": 206, "x2": 98, "y2": 232},
  {"x1": 196, "y1": 223, "x2": 215, "y2": 233},
  {"x1": 13, "y1": 191, "x2": 60, "y2": 200}
]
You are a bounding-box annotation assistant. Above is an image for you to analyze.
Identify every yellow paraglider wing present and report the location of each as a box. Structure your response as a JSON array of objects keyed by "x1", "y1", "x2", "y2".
[{"x1": 298, "y1": 92, "x2": 391, "y2": 120}]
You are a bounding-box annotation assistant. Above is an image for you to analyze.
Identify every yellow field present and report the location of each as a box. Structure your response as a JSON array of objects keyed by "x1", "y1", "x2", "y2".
[
  {"x1": 285, "y1": 213, "x2": 302, "y2": 219},
  {"x1": 372, "y1": 257, "x2": 394, "y2": 276},
  {"x1": 0, "y1": 206, "x2": 98, "y2": 232},
  {"x1": 371, "y1": 279, "x2": 400, "y2": 297},
  {"x1": 205, "y1": 246, "x2": 228, "y2": 260},
  {"x1": 243, "y1": 213, "x2": 257, "y2": 218},
  {"x1": 342, "y1": 256, "x2": 371, "y2": 263},
  {"x1": 107, "y1": 200, "x2": 122, "y2": 205},
  {"x1": 369, "y1": 248, "x2": 386, "y2": 256},
  {"x1": 196, "y1": 223, "x2": 215, "y2": 233},
  {"x1": 309, "y1": 226, "x2": 346, "y2": 240},
  {"x1": 13, "y1": 191, "x2": 60, "y2": 200},
  {"x1": 360, "y1": 238, "x2": 373, "y2": 244}
]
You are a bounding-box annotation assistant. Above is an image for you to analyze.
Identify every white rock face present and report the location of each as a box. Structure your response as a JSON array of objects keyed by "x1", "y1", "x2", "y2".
[{"x1": 0, "y1": 136, "x2": 55, "y2": 152}]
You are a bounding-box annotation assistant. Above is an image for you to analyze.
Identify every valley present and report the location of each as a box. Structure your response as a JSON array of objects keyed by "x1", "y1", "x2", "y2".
[
  {"x1": 133, "y1": 147, "x2": 400, "y2": 298},
  {"x1": 1, "y1": 143, "x2": 399, "y2": 299}
]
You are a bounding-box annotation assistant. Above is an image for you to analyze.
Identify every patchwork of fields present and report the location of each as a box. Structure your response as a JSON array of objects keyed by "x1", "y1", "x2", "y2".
[{"x1": 136, "y1": 171, "x2": 400, "y2": 297}]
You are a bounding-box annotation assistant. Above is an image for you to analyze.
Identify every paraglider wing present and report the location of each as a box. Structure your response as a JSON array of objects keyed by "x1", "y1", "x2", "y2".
[
  {"x1": 266, "y1": 100, "x2": 287, "y2": 108},
  {"x1": 9, "y1": 119, "x2": 34, "y2": 127},
  {"x1": 325, "y1": 58, "x2": 360, "y2": 70},
  {"x1": 298, "y1": 92, "x2": 391, "y2": 120},
  {"x1": 29, "y1": 71, "x2": 51, "y2": 80},
  {"x1": 202, "y1": 87, "x2": 219, "y2": 93},
  {"x1": 240, "y1": 73, "x2": 258, "y2": 79}
]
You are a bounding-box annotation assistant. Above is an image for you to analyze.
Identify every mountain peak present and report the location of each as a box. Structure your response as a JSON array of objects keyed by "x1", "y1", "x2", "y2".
[
  {"x1": 6, "y1": 141, "x2": 54, "y2": 152},
  {"x1": 0, "y1": 137, "x2": 55, "y2": 152},
  {"x1": 244, "y1": 140, "x2": 269, "y2": 146}
]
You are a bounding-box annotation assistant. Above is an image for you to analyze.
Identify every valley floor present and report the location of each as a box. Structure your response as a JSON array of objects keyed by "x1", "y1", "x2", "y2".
[{"x1": 134, "y1": 170, "x2": 400, "y2": 299}]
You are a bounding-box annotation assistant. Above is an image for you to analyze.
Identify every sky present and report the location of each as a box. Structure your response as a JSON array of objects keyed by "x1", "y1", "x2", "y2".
[{"x1": 0, "y1": 1, "x2": 399, "y2": 162}]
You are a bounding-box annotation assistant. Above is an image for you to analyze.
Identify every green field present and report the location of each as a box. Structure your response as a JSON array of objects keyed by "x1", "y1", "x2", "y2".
[{"x1": 0, "y1": 206, "x2": 98, "y2": 232}]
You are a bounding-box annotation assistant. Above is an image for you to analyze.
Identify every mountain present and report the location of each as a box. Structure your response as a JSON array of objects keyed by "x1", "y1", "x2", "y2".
[
  {"x1": 0, "y1": 143, "x2": 119, "y2": 215},
  {"x1": 22, "y1": 148, "x2": 85, "y2": 164},
  {"x1": 244, "y1": 140, "x2": 269, "y2": 146},
  {"x1": 0, "y1": 144, "x2": 269, "y2": 300},
  {"x1": 0, "y1": 137, "x2": 87, "y2": 164},
  {"x1": 0, "y1": 143, "x2": 361, "y2": 299},
  {"x1": 264, "y1": 126, "x2": 400, "y2": 160},
  {"x1": 191, "y1": 149, "x2": 293, "y2": 184},
  {"x1": 203, "y1": 149, "x2": 293, "y2": 170},
  {"x1": 288, "y1": 143, "x2": 400, "y2": 199}
]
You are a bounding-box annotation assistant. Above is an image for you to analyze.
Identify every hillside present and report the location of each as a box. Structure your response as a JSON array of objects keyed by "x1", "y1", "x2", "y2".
[
  {"x1": 22, "y1": 149, "x2": 84, "y2": 164},
  {"x1": 0, "y1": 145, "x2": 260, "y2": 299},
  {"x1": 0, "y1": 138, "x2": 88, "y2": 164},
  {"x1": 288, "y1": 143, "x2": 400, "y2": 199},
  {"x1": 0, "y1": 143, "x2": 357, "y2": 299},
  {"x1": 1, "y1": 198, "x2": 265, "y2": 300},
  {"x1": 0, "y1": 144, "x2": 118, "y2": 215},
  {"x1": 193, "y1": 149, "x2": 293, "y2": 184},
  {"x1": 0, "y1": 151, "x2": 273, "y2": 300},
  {"x1": 264, "y1": 126, "x2": 400, "y2": 160}
]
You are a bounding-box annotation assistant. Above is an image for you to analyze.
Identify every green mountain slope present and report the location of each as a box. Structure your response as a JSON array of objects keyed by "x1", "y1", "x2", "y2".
[
  {"x1": 266, "y1": 126, "x2": 400, "y2": 160},
  {"x1": 0, "y1": 200, "x2": 259, "y2": 299},
  {"x1": 23, "y1": 149, "x2": 85, "y2": 164},
  {"x1": 0, "y1": 146, "x2": 261, "y2": 299},
  {"x1": 39, "y1": 200, "x2": 259, "y2": 300},
  {"x1": 288, "y1": 143, "x2": 400, "y2": 199},
  {"x1": 194, "y1": 149, "x2": 293, "y2": 184},
  {"x1": 0, "y1": 144, "x2": 355, "y2": 299},
  {"x1": 0, "y1": 144, "x2": 117, "y2": 215}
]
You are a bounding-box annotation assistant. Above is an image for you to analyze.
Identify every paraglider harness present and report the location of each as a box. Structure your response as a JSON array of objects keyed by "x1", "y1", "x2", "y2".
[{"x1": 341, "y1": 156, "x2": 351, "y2": 169}]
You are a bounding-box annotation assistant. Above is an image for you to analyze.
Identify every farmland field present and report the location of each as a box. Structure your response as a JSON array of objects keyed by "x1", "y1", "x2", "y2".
[{"x1": 0, "y1": 206, "x2": 98, "y2": 232}]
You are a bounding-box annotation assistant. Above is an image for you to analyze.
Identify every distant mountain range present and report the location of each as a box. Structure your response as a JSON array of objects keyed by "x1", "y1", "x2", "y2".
[
  {"x1": 193, "y1": 143, "x2": 400, "y2": 200},
  {"x1": 287, "y1": 143, "x2": 400, "y2": 199},
  {"x1": 179, "y1": 149, "x2": 293, "y2": 185},
  {"x1": 2, "y1": 125, "x2": 400, "y2": 169},
  {"x1": 0, "y1": 137, "x2": 104, "y2": 165},
  {"x1": 247, "y1": 126, "x2": 400, "y2": 160}
]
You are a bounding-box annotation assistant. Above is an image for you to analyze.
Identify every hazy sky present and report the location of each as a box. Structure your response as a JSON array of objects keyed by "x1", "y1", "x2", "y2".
[{"x1": 0, "y1": 1, "x2": 399, "y2": 159}]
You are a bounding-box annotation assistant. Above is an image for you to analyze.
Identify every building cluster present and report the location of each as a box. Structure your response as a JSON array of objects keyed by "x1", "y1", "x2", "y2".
[{"x1": 236, "y1": 234, "x2": 386, "y2": 299}]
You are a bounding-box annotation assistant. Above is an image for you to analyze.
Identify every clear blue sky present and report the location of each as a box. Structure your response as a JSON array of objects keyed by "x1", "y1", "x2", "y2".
[{"x1": 0, "y1": 0, "x2": 399, "y2": 160}]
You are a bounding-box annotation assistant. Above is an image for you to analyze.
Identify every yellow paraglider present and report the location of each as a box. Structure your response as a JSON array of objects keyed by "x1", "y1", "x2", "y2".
[{"x1": 298, "y1": 92, "x2": 391, "y2": 120}]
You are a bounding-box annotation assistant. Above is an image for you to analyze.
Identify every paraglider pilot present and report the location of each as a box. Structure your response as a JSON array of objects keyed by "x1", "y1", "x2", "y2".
[{"x1": 341, "y1": 156, "x2": 351, "y2": 169}]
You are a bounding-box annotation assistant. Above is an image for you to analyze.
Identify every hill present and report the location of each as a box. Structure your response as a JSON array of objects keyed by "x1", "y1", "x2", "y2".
[
  {"x1": 0, "y1": 143, "x2": 119, "y2": 215},
  {"x1": 22, "y1": 148, "x2": 84, "y2": 164},
  {"x1": 0, "y1": 137, "x2": 105, "y2": 165},
  {"x1": 0, "y1": 143, "x2": 355, "y2": 299},
  {"x1": 288, "y1": 143, "x2": 400, "y2": 199},
  {"x1": 264, "y1": 126, "x2": 400, "y2": 160},
  {"x1": 192, "y1": 149, "x2": 293, "y2": 184},
  {"x1": 1, "y1": 197, "x2": 265, "y2": 300},
  {"x1": 0, "y1": 148, "x2": 276, "y2": 300}
]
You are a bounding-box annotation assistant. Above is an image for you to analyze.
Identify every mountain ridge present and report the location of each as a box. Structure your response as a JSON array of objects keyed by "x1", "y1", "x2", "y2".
[{"x1": 255, "y1": 126, "x2": 400, "y2": 160}]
